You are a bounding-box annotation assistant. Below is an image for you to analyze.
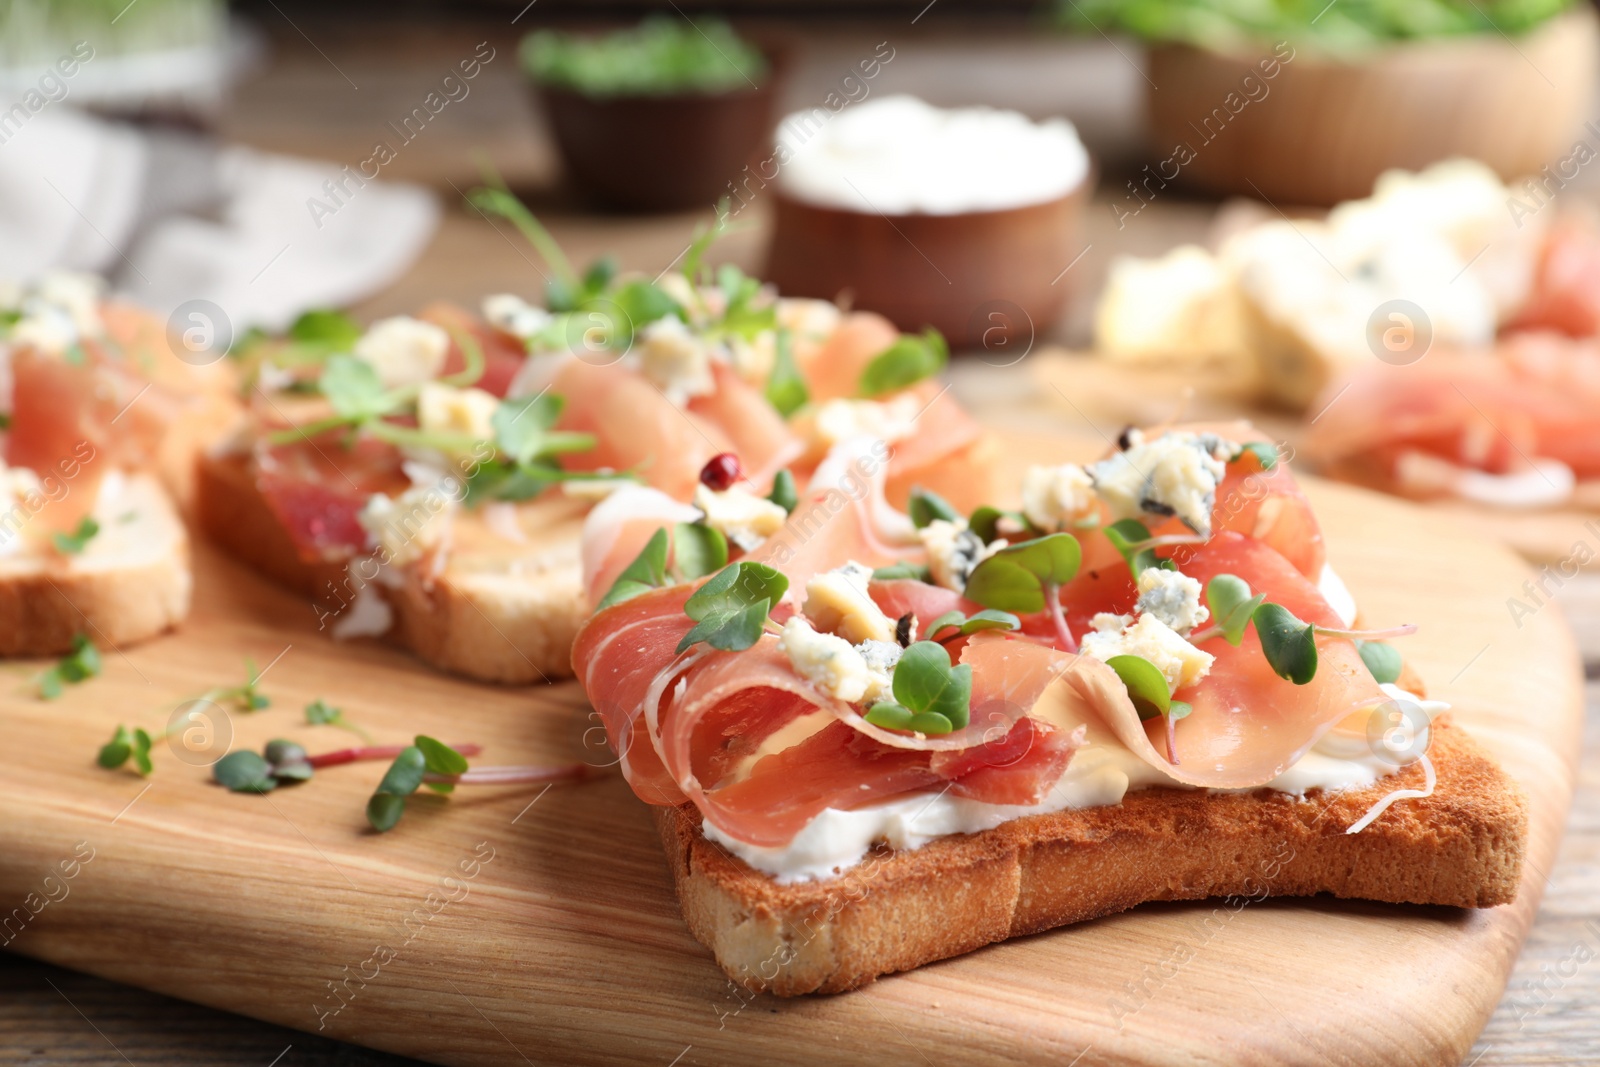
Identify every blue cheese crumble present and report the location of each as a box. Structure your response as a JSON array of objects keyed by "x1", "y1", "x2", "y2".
[{"x1": 1088, "y1": 429, "x2": 1243, "y2": 538}]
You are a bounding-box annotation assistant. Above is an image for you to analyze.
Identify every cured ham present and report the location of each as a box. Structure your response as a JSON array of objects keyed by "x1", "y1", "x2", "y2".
[
  {"x1": 573, "y1": 417, "x2": 1414, "y2": 861},
  {"x1": 1307, "y1": 335, "x2": 1600, "y2": 506},
  {"x1": 253, "y1": 432, "x2": 410, "y2": 563}
]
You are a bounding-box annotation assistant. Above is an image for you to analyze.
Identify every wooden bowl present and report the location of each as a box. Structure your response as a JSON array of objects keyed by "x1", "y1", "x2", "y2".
[
  {"x1": 763, "y1": 179, "x2": 1091, "y2": 351},
  {"x1": 536, "y1": 80, "x2": 778, "y2": 212},
  {"x1": 1146, "y1": 6, "x2": 1599, "y2": 206}
]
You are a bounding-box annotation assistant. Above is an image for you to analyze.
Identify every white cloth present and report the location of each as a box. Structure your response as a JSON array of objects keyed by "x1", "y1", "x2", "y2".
[{"x1": 0, "y1": 106, "x2": 437, "y2": 332}]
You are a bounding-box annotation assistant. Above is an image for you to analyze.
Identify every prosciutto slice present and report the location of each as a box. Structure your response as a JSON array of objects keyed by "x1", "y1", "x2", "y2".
[
  {"x1": 1307, "y1": 337, "x2": 1600, "y2": 494},
  {"x1": 1069, "y1": 532, "x2": 1388, "y2": 788},
  {"x1": 573, "y1": 601, "x2": 1083, "y2": 847}
]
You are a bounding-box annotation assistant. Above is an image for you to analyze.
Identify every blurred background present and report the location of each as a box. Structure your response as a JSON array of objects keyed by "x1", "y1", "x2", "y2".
[{"x1": 6, "y1": 0, "x2": 1595, "y2": 350}]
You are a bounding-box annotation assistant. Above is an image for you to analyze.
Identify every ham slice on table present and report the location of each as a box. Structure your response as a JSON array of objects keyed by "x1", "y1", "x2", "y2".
[{"x1": 1306, "y1": 338, "x2": 1600, "y2": 498}]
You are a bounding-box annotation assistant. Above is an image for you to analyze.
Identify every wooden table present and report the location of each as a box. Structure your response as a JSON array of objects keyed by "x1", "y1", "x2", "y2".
[{"x1": 7, "y1": 10, "x2": 1600, "y2": 1065}]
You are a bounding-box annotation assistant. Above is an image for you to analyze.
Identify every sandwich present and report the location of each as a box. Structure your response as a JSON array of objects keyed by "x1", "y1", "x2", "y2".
[
  {"x1": 199, "y1": 205, "x2": 995, "y2": 682},
  {"x1": 0, "y1": 273, "x2": 235, "y2": 656},
  {"x1": 572, "y1": 421, "x2": 1527, "y2": 994}
]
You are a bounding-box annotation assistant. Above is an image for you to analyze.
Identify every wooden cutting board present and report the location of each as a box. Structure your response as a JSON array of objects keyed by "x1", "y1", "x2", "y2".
[
  {"x1": 0, "y1": 451, "x2": 1582, "y2": 1067},
  {"x1": 1022, "y1": 350, "x2": 1600, "y2": 570}
]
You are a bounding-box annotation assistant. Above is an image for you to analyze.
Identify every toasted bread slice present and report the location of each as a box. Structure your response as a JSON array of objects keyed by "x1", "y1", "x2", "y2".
[
  {"x1": 0, "y1": 472, "x2": 191, "y2": 656},
  {"x1": 657, "y1": 718, "x2": 1526, "y2": 995},
  {"x1": 195, "y1": 450, "x2": 585, "y2": 683}
]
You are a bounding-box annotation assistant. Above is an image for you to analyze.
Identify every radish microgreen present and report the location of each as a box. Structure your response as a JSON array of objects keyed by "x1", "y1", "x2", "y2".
[
  {"x1": 767, "y1": 469, "x2": 799, "y2": 514},
  {"x1": 858, "y1": 328, "x2": 948, "y2": 398},
  {"x1": 864, "y1": 640, "x2": 973, "y2": 735},
  {"x1": 1355, "y1": 639, "x2": 1403, "y2": 684},
  {"x1": 51, "y1": 517, "x2": 100, "y2": 555},
  {"x1": 765, "y1": 331, "x2": 808, "y2": 418},
  {"x1": 304, "y1": 699, "x2": 372, "y2": 743},
  {"x1": 675, "y1": 562, "x2": 788, "y2": 654},
  {"x1": 908, "y1": 486, "x2": 961, "y2": 529},
  {"x1": 963, "y1": 533, "x2": 1083, "y2": 652},
  {"x1": 597, "y1": 523, "x2": 732, "y2": 612},
  {"x1": 923, "y1": 609, "x2": 1021, "y2": 644},
  {"x1": 97, "y1": 726, "x2": 153, "y2": 775},
  {"x1": 39, "y1": 634, "x2": 100, "y2": 700},
  {"x1": 1193, "y1": 574, "x2": 1417, "y2": 686},
  {"x1": 1104, "y1": 654, "x2": 1192, "y2": 764},
  {"x1": 872, "y1": 561, "x2": 931, "y2": 582},
  {"x1": 597, "y1": 528, "x2": 670, "y2": 610},
  {"x1": 672, "y1": 522, "x2": 729, "y2": 581}
]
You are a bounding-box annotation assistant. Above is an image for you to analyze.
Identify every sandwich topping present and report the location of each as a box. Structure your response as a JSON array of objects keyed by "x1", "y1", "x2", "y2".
[{"x1": 574, "y1": 421, "x2": 1437, "y2": 882}]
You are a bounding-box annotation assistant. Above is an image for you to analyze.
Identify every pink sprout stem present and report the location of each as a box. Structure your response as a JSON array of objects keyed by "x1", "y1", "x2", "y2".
[
  {"x1": 425, "y1": 763, "x2": 597, "y2": 786},
  {"x1": 1046, "y1": 583, "x2": 1078, "y2": 654},
  {"x1": 306, "y1": 743, "x2": 484, "y2": 769}
]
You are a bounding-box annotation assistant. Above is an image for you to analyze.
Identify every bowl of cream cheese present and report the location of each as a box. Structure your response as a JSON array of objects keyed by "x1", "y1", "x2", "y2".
[{"x1": 763, "y1": 95, "x2": 1092, "y2": 351}]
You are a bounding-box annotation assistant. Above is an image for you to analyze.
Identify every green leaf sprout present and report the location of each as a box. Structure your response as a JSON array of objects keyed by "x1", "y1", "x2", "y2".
[
  {"x1": 675, "y1": 562, "x2": 789, "y2": 654},
  {"x1": 863, "y1": 640, "x2": 974, "y2": 735},
  {"x1": 857, "y1": 328, "x2": 948, "y2": 398}
]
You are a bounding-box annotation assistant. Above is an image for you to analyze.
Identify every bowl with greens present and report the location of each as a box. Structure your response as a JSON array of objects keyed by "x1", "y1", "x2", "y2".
[
  {"x1": 1061, "y1": 0, "x2": 1596, "y2": 205},
  {"x1": 522, "y1": 17, "x2": 778, "y2": 211}
]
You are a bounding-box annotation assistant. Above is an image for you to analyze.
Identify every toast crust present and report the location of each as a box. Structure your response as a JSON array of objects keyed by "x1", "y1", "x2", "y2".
[
  {"x1": 0, "y1": 473, "x2": 191, "y2": 656},
  {"x1": 657, "y1": 718, "x2": 1528, "y2": 995},
  {"x1": 195, "y1": 450, "x2": 584, "y2": 683}
]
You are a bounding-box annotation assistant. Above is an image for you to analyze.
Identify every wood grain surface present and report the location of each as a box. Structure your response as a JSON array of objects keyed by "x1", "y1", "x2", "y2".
[{"x1": 0, "y1": 446, "x2": 1582, "y2": 1067}]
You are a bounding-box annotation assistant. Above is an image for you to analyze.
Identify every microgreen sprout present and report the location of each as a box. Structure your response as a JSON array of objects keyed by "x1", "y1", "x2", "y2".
[
  {"x1": 39, "y1": 634, "x2": 100, "y2": 700},
  {"x1": 908, "y1": 486, "x2": 962, "y2": 529},
  {"x1": 1103, "y1": 518, "x2": 1204, "y2": 579},
  {"x1": 675, "y1": 562, "x2": 788, "y2": 654},
  {"x1": 858, "y1": 328, "x2": 948, "y2": 398},
  {"x1": 766, "y1": 469, "x2": 799, "y2": 514},
  {"x1": 765, "y1": 330, "x2": 808, "y2": 418},
  {"x1": 872, "y1": 561, "x2": 932, "y2": 582},
  {"x1": 364, "y1": 737, "x2": 594, "y2": 832},
  {"x1": 963, "y1": 533, "x2": 1083, "y2": 652},
  {"x1": 1105, "y1": 654, "x2": 1191, "y2": 764},
  {"x1": 95, "y1": 659, "x2": 273, "y2": 775},
  {"x1": 304, "y1": 699, "x2": 372, "y2": 743},
  {"x1": 51, "y1": 517, "x2": 100, "y2": 555},
  {"x1": 922, "y1": 609, "x2": 1021, "y2": 644},
  {"x1": 1191, "y1": 574, "x2": 1418, "y2": 686},
  {"x1": 863, "y1": 641, "x2": 974, "y2": 736},
  {"x1": 97, "y1": 725, "x2": 154, "y2": 776},
  {"x1": 595, "y1": 523, "x2": 737, "y2": 611}
]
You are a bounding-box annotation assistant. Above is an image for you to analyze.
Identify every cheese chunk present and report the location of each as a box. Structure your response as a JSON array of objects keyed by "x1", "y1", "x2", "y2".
[
  {"x1": 694, "y1": 484, "x2": 788, "y2": 551},
  {"x1": 1021, "y1": 463, "x2": 1097, "y2": 532},
  {"x1": 355, "y1": 316, "x2": 450, "y2": 389},
  {"x1": 778, "y1": 617, "x2": 872, "y2": 704},
  {"x1": 358, "y1": 487, "x2": 455, "y2": 566},
  {"x1": 1135, "y1": 567, "x2": 1208, "y2": 633},
  {"x1": 637, "y1": 316, "x2": 715, "y2": 405},
  {"x1": 803, "y1": 561, "x2": 895, "y2": 644},
  {"x1": 855, "y1": 639, "x2": 901, "y2": 704},
  {"x1": 1090, "y1": 430, "x2": 1235, "y2": 538},
  {"x1": 1082, "y1": 612, "x2": 1213, "y2": 692},
  {"x1": 918, "y1": 519, "x2": 1004, "y2": 593},
  {"x1": 417, "y1": 383, "x2": 499, "y2": 447},
  {"x1": 811, "y1": 395, "x2": 921, "y2": 450},
  {"x1": 482, "y1": 293, "x2": 553, "y2": 342}
]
